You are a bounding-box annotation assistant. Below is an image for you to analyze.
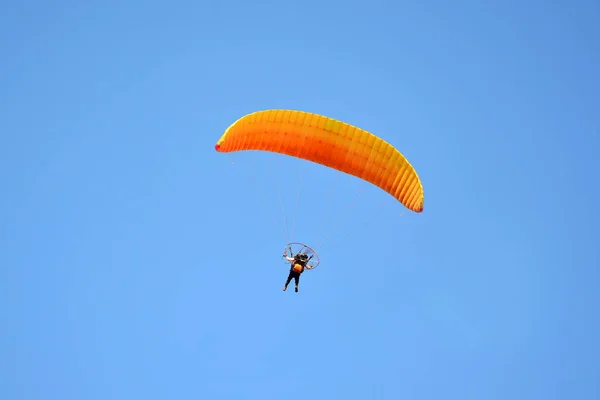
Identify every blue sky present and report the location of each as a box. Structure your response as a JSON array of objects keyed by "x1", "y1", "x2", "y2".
[{"x1": 1, "y1": 0, "x2": 599, "y2": 399}]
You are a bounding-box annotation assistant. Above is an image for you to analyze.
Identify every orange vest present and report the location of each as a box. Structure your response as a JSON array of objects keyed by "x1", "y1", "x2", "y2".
[{"x1": 292, "y1": 263, "x2": 304, "y2": 273}]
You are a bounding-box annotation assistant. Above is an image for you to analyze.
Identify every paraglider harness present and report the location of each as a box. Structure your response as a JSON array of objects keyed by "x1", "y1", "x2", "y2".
[{"x1": 291, "y1": 253, "x2": 309, "y2": 273}]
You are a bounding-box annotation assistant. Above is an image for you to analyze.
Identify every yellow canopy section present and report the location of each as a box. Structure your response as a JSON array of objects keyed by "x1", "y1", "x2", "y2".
[{"x1": 215, "y1": 110, "x2": 424, "y2": 213}]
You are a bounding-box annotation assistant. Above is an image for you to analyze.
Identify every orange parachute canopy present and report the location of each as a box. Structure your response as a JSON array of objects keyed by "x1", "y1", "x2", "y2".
[{"x1": 215, "y1": 110, "x2": 424, "y2": 213}]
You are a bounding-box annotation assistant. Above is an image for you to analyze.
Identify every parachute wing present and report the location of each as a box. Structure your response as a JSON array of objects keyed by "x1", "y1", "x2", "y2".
[{"x1": 215, "y1": 110, "x2": 424, "y2": 213}]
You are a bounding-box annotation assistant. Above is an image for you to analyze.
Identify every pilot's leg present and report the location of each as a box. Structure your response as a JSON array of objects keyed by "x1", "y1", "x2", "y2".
[
  {"x1": 283, "y1": 272, "x2": 294, "y2": 291},
  {"x1": 294, "y1": 273, "x2": 300, "y2": 292}
]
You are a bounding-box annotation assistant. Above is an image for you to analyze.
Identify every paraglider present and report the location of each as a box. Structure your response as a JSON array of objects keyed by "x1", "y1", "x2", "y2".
[
  {"x1": 215, "y1": 109, "x2": 424, "y2": 291},
  {"x1": 215, "y1": 109, "x2": 424, "y2": 212},
  {"x1": 281, "y1": 242, "x2": 319, "y2": 293}
]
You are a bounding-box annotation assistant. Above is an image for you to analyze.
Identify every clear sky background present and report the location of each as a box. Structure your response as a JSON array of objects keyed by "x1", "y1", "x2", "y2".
[{"x1": 1, "y1": 1, "x2": 599, "y2": 399}]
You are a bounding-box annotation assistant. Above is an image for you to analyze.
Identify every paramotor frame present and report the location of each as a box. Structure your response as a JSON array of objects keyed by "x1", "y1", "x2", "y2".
[{"x1": 282, "y1": 242, "x2": 320, "y2": 269}]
